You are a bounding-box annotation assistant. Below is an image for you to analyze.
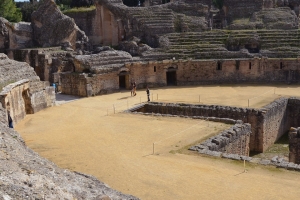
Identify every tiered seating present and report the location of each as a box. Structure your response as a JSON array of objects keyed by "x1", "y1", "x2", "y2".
[
  {"x1": 127, "y1": 7, "x2": 175, "y2": 35},
  {"x1": 74, "y1": 51, "x2": 134, "y2": 73},
  {"x1": 147, "y1": 29, "x2": 300, "y2": 60},
  {"x1": 0, "y1": 53, "x2": 39, "y2": 88}
]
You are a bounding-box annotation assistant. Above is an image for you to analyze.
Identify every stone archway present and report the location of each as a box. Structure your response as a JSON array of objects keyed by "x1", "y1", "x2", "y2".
[
  {"x1": 118, "y1": 70, "x2": 130, "y2": 89},
  {"x1": 166, "y1": 67, "x2": 177, "y2": 86}
]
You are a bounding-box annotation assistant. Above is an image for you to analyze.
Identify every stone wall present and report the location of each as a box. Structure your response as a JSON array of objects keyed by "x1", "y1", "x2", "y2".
[
  {"x1": 135, "y1": 99, "x2": 293, "y2": 152},
  {"x1": 262, "y1": 98, "x2": 290, "y2": 152},
  {"x1": 0, "y1": 80, "x2": 55, "y2": 124},
  {"x1": 65, "y1": 10, "x2": 102, "y2": 46},
  {"x1": 60, "y1": 73, "x2": 88, "y2": 97},
  {"x1": 191, "y1": 123, "x2": 251, "y2": 156},
  {"x1": 289, "y1": 127, "x2": 300, "y2": 164},
  {"x1": 0, "y1": 53, "x2": 55, "y2": 124},
  {"x1": 223, "y1": 0, "x2": 273, "y2": 23},
  {"x1": 0, "y1": 80, "x2": 30, "y2": 124}
]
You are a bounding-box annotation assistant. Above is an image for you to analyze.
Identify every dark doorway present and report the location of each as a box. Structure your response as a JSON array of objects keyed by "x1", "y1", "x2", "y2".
[
  {"x1": 166, "y1": 71, "x2": 177, "y2": 86},
  {"x1": 119, "y1": 75, "x2": 126, "y2": 89},
  {"x1": 123, "y1": 0, "x2": 145, "y2": 7}
]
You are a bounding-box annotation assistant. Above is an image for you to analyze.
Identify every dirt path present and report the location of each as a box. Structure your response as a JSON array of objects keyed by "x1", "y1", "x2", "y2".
[{"x1": 16, "y1": 85, "x2": 300, "y2": 200}]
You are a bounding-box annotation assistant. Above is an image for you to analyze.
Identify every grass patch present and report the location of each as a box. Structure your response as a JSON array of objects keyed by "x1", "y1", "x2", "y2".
[
  {"x1": 63, "y1": 6, "x2": 96, "y2": 14},
  {"x1": 0, "y1": 80, "x2": 16, "y2": 91},
  {"x1": 252, "y1": 132, "x2": 289, "y2": 159}
]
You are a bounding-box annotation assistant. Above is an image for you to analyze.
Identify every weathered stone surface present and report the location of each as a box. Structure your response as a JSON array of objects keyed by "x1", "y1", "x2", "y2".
[
  {"x1": 119, "y1": 37, "x2": 152, "y2": 56},
  {"x1": 0, "y1": 18, "x2": 33, "y2": 51},
  {"x1": 0, "y1": 53, "x2": 55, "y2": 123},
  {"x1": 73, "y1": 50, "x2": 133, "y2": 74},
  {"x1": 0, "y1": 104, "x2": 139, "y2": 200},
  {"x1": 31, "y1": 0, "x2": 88, "y2": 50},
  {"x1": 0, "y1": 17, "x2": 9, "y2": 52}
]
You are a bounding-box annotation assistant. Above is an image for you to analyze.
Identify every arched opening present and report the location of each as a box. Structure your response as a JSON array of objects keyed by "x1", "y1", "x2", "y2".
[
  {"x1": 236, "y1": 60, "x2": 240, "y2": 70},
  {"x1": 249, "y1": 62, "x2": 252, "y2": 70},
  {"x1": 119, "y1": 71, "x2": 129, "y2": 89},
  {"x1": 217, "y1": 62, "x2": 222, "y2": 70},
  {"x1": 22, "y1": 89, "x2": 33, "y2": 114},
  {"x1": 280, "y1": 62, "x2": 283, "y2": 69},
  {"x1": 123, "y1": 0, "x2": 145, "y2": 7},
  {"x1": 166, "y1": 67, "x2": 177, "y2": 86},
  {"x1": 245, "y1": 44, "x2": 260, "y2": 53},
  {"x1": 154, "y1": 66, "x2": 156, "y2": 72}
]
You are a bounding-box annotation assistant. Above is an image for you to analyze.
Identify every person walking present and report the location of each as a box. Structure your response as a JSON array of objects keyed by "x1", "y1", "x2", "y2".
[
  {"x1": 131, "y1": 81, "x2": 134, "y2": 96},
  {"x1": 146, "y1": 86, "x2": 150, "y2": 102},
  {"x1": 133, "y1": 81, "x2": 137, "y2": 96},
  {"x1": 53, "y1": 83, "x2": 57, "y2": 94},
  {"x1": 7, "y1": 111, "x2": 13, "y2": 128}
]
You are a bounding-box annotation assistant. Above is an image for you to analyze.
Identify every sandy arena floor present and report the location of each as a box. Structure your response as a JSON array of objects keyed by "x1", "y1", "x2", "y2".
[{"x1": 16, "y1": 85, "x2": 300, "y2": 200}]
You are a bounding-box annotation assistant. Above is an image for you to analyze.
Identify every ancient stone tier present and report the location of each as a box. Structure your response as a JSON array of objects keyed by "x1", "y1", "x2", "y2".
[
  {"x1": 0, "y1": 53, "x2": 39, "y2": 85},
  {"x1": 73, "y1": 50, "x2": 133, "y2": 74},
  {"x1": 31, "y1": 0, "x2": 88, "y2": 50},
  {"x1": 156, "y1": 29, "x2": 300, "y2": 60}
]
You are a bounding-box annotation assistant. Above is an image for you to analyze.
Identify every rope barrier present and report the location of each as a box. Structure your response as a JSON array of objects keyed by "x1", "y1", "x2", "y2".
[
  {"x1": 152, "y1": 117, "x2": 210, "y2": 154},
  {"x1": 248, "y1": 88, "x2": 276, "y2": 107}
]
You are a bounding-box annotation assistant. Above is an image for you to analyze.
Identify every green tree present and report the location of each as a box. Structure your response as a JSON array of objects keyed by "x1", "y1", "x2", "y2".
[
  {"x1": 212, "y1": 0, "x2": 224, "y2": 9},
  {"x1": 0, "y1": 0, "x2": 22, "y2": 22},
  {"x1": 20, "y1": 1, "x2": 40, "y2": 22}
]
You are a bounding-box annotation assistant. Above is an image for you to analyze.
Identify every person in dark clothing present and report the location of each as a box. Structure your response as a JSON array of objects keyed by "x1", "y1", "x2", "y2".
[
  {"x1": 146, "y1": 86, "x2": 150, "y2": 102},
  {"x1": 131, "y1": 81, "x2": 134, "y2": 96},
  {"x1": 133, "y1": 81, "x2": 137, "y2": 96},
  {"x1": 7, "y1": 111, "x2": 13, "y2": 128}
]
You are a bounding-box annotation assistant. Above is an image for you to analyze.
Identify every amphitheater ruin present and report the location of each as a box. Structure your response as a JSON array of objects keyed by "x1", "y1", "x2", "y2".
[{"x1": 2, "y1": 0, "x2": 300, "y2": 199}]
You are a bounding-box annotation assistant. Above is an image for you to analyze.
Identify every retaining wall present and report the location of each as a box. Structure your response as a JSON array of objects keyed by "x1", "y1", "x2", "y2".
[
  {"x1": 136, "y1": 98, "x2": 294, "y2": 152},
  {"x1": 289, "y1": 127, "x2": 300, "y2": 164},
  {"x1": 190, "y1": 123, "x2": 251, "y2": 156}
]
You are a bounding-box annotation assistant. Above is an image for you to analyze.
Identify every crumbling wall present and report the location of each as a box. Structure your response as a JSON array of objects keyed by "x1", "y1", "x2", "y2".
[
  {"x1": 223, "y1": 0, "x2": 273, "y2": 23},
  {"x1": 289, "y1": 127, "x2": 300, "y2": 164},
  {"x1": 191, "y1": 123, "x2": 251, "y2": 156},
  {"x1": 0, "y1": 80, "x2": 30, "y2": 124},
  {"x1": 139, "y1": 99, "x2": 292, "y2": 152},
  {"x1": 65, "y1": 10, "x2": 102, "y2": 46},
  {"x1": 60, "y1": 73, "x2": 88, "y2": 96}
]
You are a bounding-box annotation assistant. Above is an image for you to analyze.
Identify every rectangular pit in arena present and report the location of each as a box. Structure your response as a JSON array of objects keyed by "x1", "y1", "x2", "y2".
[{"x1": 127, "y1": 99, "x2": 300, "y2": 169}]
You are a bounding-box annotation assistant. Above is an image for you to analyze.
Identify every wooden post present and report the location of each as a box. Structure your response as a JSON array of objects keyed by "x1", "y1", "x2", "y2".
[{"x1": 153, "y1": 143, "x2": 155, "y2": 155}]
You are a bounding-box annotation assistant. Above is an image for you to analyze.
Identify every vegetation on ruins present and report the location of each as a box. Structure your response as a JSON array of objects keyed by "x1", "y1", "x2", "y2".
[
  {"x1": 0, "y1": 0, "x2": 22, "y2": 22},
  {"x1": 70, "y1": 0, "x2": 94, "y2": 8},
  {"x1": 212, "y1": 0, "x2": 224, "y2": 9},
  {"x1": 62, "y1": 5, "x2": 96, "y2": 14},
  {"x1": 19, "y1": 0, "x2": 43, "y2": 22}
]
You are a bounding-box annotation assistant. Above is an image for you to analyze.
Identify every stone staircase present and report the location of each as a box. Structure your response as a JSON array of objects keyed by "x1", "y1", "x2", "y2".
[{"x1": 149, "y1": 29, "x2": 300, "y2": 59}]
